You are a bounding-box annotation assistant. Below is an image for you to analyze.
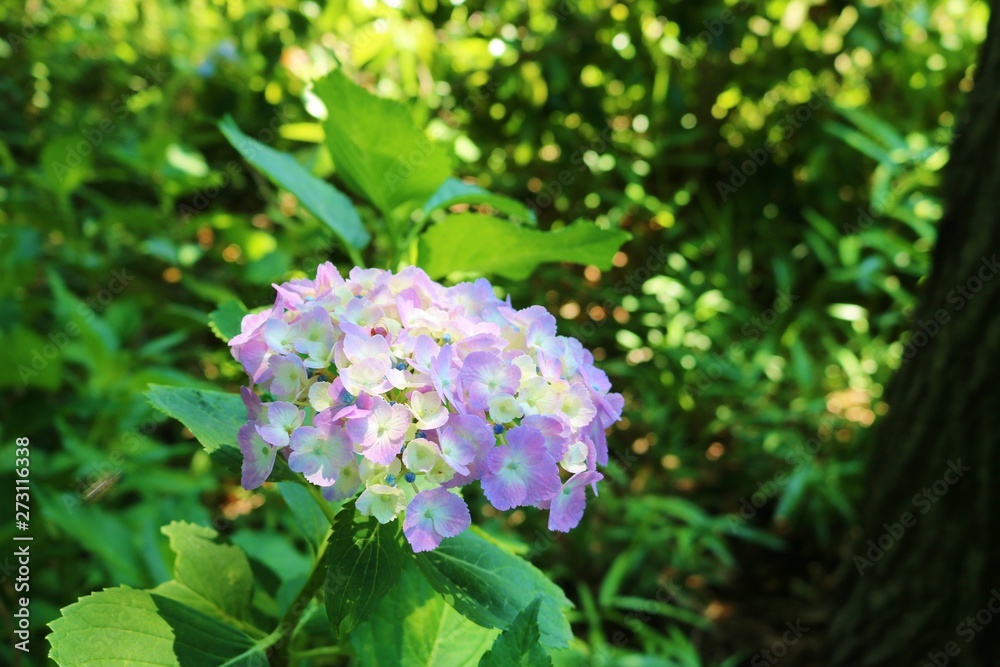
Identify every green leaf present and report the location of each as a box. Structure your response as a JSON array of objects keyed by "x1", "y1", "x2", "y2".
[
  {"x1": 35, "y1": 489, "x2": 147, "y2": 587},
  {"x1": 479, "y1": 598, "x2": 552, "y2": 667},
  {"x1": 146, "y1": 385, "x2": 245, "y2": 454},
  {"x1": 418, "y1": 214, "x2": 631, "y2": 280},
  {"x1": 314, "y1": 70, "x2": 450, "y2": 215},
  {"x1": 219, "y1": 115, "x2": 370, "y2": 249},
  {"x1": 278, "y1": 482, "x2": 330, "y2": 552},
  {"x1": 145, "y1": 384, "x2": 297, "y2": 482},
  {"x1": 325, "y1": 502, "x2": 406, "y2": 640},
  {"x1": 209, "y1": 300, "x2": 248, "y2": 342},
  {"x1": 0, "y1": 326, "x2": 63, "y2": 389},
  {"x1": 836, "y1": 106, "x2": 907, "y2": 151},
  {"x1": 824, "y1": 121, "x2": 895, "y2": 164},
  {"x1": 48, "y1": 587, "x2": 265, "y2": 667},
  {"x1": 352, "y1": 564, "x2": 499, "y2": 667},
  {"x1": 158, "y1": 522, "x2": 254, "y2": 621},
  {"x1": 424, "y1": 177, "x2": 537, "y2": 225},
  {"x1": 413, "y1": 529, "x2": 573, "y2": 648}
]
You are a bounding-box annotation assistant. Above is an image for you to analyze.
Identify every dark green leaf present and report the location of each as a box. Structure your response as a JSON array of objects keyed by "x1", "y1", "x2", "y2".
[
  {"x1": 0, "y1": 326, "x2": 62, "y2": 389},
  {"x1": 325, "y1": 502, "x2": 406, "y2": 640},
  {"x1": 278, "y1": 482, "x2": 330, "y2": 552},
  {"x1": 413, "y1": 530, "x2": 573, "y2": 648},
  {"x1": 146, "y1": 385, "x2": 245, "y2": 454},
  {"x1": 479, "y1": 598, "x2": 552, "y2": 667}
]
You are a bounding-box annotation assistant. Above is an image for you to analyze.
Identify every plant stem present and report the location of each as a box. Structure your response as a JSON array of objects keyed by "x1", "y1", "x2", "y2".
[
  {"x1": 346, "y1": 243, "x2": 366, "y2": 269},
  {"x1": 270, "y1": 470, "x2": 343, "y2": 663},
  {"x1": 271, "y1": 528, "x2": 332, "y2": 666},
  {"x1": 306, "y1": 482, "x2": 341, "y2": 526},
  {"x1": 291, "y1": 646, "x2": 348, "y2": 660}
]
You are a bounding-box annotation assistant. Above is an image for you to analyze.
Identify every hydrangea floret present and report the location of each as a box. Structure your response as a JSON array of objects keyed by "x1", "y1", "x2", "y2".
[{"x1": 231, "y1": 263, "x2": 623, "y2": 552}]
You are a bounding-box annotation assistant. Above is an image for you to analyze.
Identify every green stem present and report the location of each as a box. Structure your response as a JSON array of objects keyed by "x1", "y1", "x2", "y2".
[
  {"x1": 346, "y1": 243, "x2": 366, "y2": 269},
  {"x1": 306, "y1": 482, "x2": 341, "y2": 526},
  {"x1": 291, "y1": 646, "x2": 348, "y2": 660},
  {"x1": 271, "y1": 528, "x2": 332, "y2": 666},
  {"x1": 406, "y1": 210, "x2": 433, "y2": 247}
]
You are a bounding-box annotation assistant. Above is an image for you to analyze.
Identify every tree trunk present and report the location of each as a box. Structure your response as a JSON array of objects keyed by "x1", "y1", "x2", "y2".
[{"x1": 827, "y1": 5, "x2": 1000, "y2": 665}]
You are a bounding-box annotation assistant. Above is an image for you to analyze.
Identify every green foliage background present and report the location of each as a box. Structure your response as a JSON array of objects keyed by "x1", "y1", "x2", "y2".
[{"x1": 0, "y1": 0, "x2": 986, "y2": 664}]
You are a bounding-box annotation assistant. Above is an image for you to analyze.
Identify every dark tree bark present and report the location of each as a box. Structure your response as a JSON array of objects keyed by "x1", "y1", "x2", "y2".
[{"x1": 827, "y1": 6, "x2": 1000, "y2": 666}]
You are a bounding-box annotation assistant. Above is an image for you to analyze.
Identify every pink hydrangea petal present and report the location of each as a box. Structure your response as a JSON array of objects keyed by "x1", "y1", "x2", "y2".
[{"x1": 288, "y1": 425, "x2": 354, "y2": 486}]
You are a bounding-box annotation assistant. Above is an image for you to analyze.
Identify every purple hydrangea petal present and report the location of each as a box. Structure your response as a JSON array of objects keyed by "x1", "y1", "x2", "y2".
[
  {"x1": 403, "y1": 487, "x2": 471, "y2": 553},
  {"x1": 288, "y1": 424, "x2": 354, "y2": 486},
  {"x1": 322, "y1": 459, "x2": 361, "y2": 502},
  {"x1": 460, "y1": 351, "x2": 520, "y2": 411},
  {"x1": 239, "y1": 423, "x2": 277, "y2": 490},
  {"x1": 241, "y1": 386, "x2": 262, "y2": 421},
  {"x1": 268, "y1": 354, "x2": 307, "y2": 399},
  {"x1": 481, "y1": 425, "x2": 561, "y2": 510},
  {"x1": 548, "y1": 471, "x2": 603, "y2": 532},
  {"x1": 520, "y1": 415, "x2": 570, "y2": 462},
  {"x1": 438, "y1": 414, "x2": 494, "y2": 477}
]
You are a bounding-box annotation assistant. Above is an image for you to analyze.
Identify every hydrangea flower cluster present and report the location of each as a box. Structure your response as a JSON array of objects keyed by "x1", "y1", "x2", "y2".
[{"x1": 230, "y1": 263, "x2": 623, "y2": 552}]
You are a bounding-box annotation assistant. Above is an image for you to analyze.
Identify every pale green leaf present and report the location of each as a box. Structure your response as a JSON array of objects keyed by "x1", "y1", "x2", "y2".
[
  {"x1": 836, "y1": 106, "x2": 908, "y2": 150},
  {"x1": 48, "y1": 587, "x2": 265, "y2": 667},
  {"x1": 352, "y1": 564, "x2": 498, "y2": 667},
  {"x1": 146, "y1": 385, "x2": 245, "y2": 454},
  {"x1": 145, "y1": 384, "x2": 296, "y2": 481},
  {"x1": 159, "y1": 522, "x2": 254, "y2": 621},
  {"x1": 418, "y1": 214, "x2": 631, "y2": 280},
  {"x1": 425, "y1": 177, "x2": 536, "y2": 225},
  {"x1": 314, "y1": 70, "x2": 450, "y2": 215},
  {"x1": 824, "y1": 122, "x2": 895, "y2": 164},
  {"x1": 209, "y1": 300, "x2": 248, "y2": 342}
]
